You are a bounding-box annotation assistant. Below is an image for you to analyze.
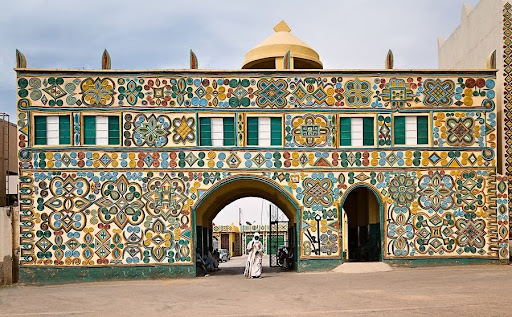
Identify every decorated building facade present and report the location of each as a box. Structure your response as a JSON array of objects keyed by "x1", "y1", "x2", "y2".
[{"x1": 15, "y1": 21, "x2": 509, "y2": 284}]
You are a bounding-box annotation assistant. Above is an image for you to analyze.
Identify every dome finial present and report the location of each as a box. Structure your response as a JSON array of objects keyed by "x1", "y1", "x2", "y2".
[{"x1": 273, "y1": 20, "x2": 291, "y2": 33}]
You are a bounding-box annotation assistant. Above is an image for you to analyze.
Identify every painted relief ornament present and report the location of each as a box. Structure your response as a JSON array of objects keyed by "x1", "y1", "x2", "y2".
[
  {"x1": 413, "y1": 212, "x2": 455, "y2": 254},
  {"x1": 387, "y1": 206, "x2": 413, "y2": 256},
  {"x1": 44, "y1": 176, "x2": 92, "y2": 232},
  {"x1": 172, "y1": 116, "x2": 196, "y2": 144},
  {"x1": 95, "y1": 175, "x2": 144, "y2": 229},
  {"x1": 296, "y1": 173, "x2": 339, "y2": 210},
  {"x1": 290, "y1": 114, "x2": 330, "y2": 147},
  {"x1": 417, "y1": 171, "x2": 455, "y2": 213},
  {"x1": 344, "y1": 78, "x2": 372, "y2": 106},
  {"x1": 388, "y1": 174, "x2": 416, "y2": 206},
  {"x1": 455, "y1": 218, "x2": 486, "y2": 251},
  {"x1": 255, "y1": 78, "x2": 289, "y2": 108},
  {"x1": 381, "y1": 78, "x2": 414, "y2": 109},
  {"x1": 143, "y1": 175, "x2": 187, "y2": 219},
  {"x1": 80, "y1": 77, "x2": 115, "y2": 106},
  {"x1": 143, "y1": 218, "x2": 174, "y2": 262},
  {"x1": 455, "y1": 171, "x2": 485, "y2": 212},
  {"x1": 118, "y1": 79, "x2": 144, "y2": 106},
  {"x1": 422, "y1": 79, "x2": 455, "y2": 106},
  {"x1": 445, "y1": 117, "x2": 475, "y2": 146},
  {"x1": 133, "y1": 114, "x2": 171, "y2": 147}
]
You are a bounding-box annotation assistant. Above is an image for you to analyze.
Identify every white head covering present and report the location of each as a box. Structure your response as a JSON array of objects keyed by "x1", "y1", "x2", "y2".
[{"x1": 254, "y1": 232, "x2": 260, "y2": 238}]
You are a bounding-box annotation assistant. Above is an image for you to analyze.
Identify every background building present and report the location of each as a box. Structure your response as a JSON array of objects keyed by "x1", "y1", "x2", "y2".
[
  {"x1": 438, "y1": 0, "x2": 512, "y2": 252},
  {"x1": 212, "y1": 224, "x2": 289, "y2": 258},
  {"x1": 0, "y1": 115, "x2": 19, "y2": 285}
]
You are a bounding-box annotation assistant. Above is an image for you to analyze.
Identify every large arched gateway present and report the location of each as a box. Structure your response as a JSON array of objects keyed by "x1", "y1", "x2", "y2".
[
  {"x1": 15, "y1": 21, "x2": 508, "y2": 284},
  {"x1": 194, "y1": 175, "x2": 300, "y2": 271}
]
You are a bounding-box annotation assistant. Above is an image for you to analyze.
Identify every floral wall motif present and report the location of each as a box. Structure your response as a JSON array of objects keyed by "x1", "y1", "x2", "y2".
[
  {"x1": 122, "y1": 113, "x2": 196, "y2": 148},
  {"x1": 16, "y1": 70, "x2": 508, "y2": 274},
  {"x1": 285, "y1": 113, "x2": 336, "y2": 147}
]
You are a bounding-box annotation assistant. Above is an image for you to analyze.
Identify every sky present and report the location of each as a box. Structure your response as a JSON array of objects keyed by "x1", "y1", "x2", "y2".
[
  {"x1": 1, "y1": 0, "x2": 481, "y2": 120},
  {"x1": 213, "y1": 198, "x2": 288, "y2": 226},
  {"x1": 1, "y1": 0, "x2": 481, "y2": 224}
]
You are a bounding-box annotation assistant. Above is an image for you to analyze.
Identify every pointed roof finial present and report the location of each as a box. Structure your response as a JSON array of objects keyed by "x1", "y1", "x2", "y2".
[
  {"x1": 102, "y1": 49, "x2": 111, "y2": 69},
  {"x1": 190, "y1": 50, "x2": 198, "y2": 69},
  {"x1": 487, "y1": 49, "x2": 497, "y2": 69},
  {"x1": 273, "y1": 20, "x2": 291, "y2": 33},
  {"x1": 385, "y1": 49, "x2": 394, "y2": 69},
  {"x1": 16, "y1": 49, "x2": 27, "y2": 68},
  {"x1": 283, "y1": 50, "x2": 291, "y2": 69}
]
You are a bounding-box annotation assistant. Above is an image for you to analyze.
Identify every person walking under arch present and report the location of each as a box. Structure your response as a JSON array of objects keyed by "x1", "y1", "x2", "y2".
[{"x1": 244, "y1": 232, "x2": 263, "y2": 278}]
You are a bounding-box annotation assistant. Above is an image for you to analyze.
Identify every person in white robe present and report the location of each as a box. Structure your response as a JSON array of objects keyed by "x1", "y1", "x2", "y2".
[{"x1": 244, "y1": 232, "x2": 263, "y2": 278}]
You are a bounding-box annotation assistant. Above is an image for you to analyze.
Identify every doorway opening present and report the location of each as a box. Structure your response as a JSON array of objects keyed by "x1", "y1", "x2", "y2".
[
  {"x1": 194, "y1": 176, "x2": 299, "y2": 276},
  {"x1": 342, "y1": 186, "x2": 381, "y2": 262}
]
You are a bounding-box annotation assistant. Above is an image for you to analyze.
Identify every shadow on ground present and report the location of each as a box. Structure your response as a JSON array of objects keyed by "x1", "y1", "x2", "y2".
[{"x1": 207, "y1": 254, "x2": 290, "y2": 277}]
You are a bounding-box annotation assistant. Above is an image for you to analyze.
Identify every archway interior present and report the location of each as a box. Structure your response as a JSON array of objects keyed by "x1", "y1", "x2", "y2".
[
  {"x1": 194, "y1": 178, "x2": 299, "y2": 273},
  {"x1": 342, "y1": 187, "x2": 381, "y2": 262},
  {"x1": 213, "y1": 197, "x2": 288, "y2": 256}
]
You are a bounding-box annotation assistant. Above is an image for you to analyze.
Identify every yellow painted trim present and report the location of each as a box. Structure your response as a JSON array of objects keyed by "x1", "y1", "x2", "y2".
[{"x1": 197, "y1": 113, "x2": 235, "y2": 118}]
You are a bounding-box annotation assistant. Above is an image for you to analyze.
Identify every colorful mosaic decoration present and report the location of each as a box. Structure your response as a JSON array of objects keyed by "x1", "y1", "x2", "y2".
[
  {"x1": 18, "y1": 75, "x2": 496, "y2": 111},
  {"x1": 16, "y1": 69, "x2": 507, "y2": 278},
  {"x1": 504, "y1": 3, "x2": 512, "y2": 243},
  {"x1": 287, "y1": 113, "x2": 335, "y2": 147}
]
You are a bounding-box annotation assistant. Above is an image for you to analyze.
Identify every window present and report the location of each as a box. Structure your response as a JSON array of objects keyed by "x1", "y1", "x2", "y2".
[
  {"x1": 83, "y1": 115, "x2": 120, "y2": 145},
  {"x1": 34, "y1": 115, "x2": 71, "y2": 145},
  {"x1": 199, "y1": 117, "x2": 236, "y2": 146},
  {"x1": 394, "y1": 116, "x2": 428, "y2": 145},
  {"x1": 247, "y1": 117, "x2": 282, "y2": 146},
  {"x1": 199, "y1": 118, "x2": 212, "y2": 146},
  {"x1": 339, "y1": 117, "x2": 374, "y2": 146},
  {"x1": 108, "y1": 116, "x2": 120, "y2": 145},
  {"x1": 34, "y1": 116, "x2": 47, "y2": 145}
]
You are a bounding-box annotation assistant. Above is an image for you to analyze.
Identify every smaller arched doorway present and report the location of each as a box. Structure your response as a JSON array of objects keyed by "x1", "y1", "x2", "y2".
[{"x1": 341, "y1": 186, "x2": 382, "y2": 262}]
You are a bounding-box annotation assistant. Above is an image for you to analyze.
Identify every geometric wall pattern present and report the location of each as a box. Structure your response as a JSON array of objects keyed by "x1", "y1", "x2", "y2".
[
  {"x1": 503, "y1": 2, "x2": 512, "y2": 251},
  {"x1": 17, "y1": 71, "x2": 508, "y2": 271}
]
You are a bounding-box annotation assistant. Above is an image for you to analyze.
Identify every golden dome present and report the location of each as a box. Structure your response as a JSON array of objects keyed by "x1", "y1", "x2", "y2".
[{"x1": 242, "y1": 21, "x2": 323, "y2": 69}]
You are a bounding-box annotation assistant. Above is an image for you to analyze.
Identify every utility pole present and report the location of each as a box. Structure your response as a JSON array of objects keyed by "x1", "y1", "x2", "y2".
[
  {"x1": 238, "y1": 207, "x2": 241, "y2": 227},
  {"x1": 261, "y1": 201, "x2": 263, "y2": 225}
]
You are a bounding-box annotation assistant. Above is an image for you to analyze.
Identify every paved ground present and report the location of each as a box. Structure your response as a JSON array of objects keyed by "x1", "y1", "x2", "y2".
[{"x1": 1, "y1": 259, "x2": 512, "y2": 316}]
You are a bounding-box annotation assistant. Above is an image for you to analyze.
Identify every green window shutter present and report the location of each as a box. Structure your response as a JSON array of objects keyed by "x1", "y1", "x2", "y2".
[
  {"x1": 394, "y1": 116, "x2": 405, "y2": 145},
  {"x1": 270, "y1": 117, "x2": 282, "y2": 146},
  {"x1": 363, "y1": 117, "x2": 374, "y2": 146},
  {"x1": 199, "y1": 118, "x2": 212, "y2": 146},
  {"x1": 108, "y1": 116, "x2": 120, "y2": 145},
  {"x1": 223, "y1": 117, "x2": 235, "y2": 146},
  {"x1": 340, "y1": 117, "x2": 351, "y2": 146},
  {"x1": 58, "y1": 116, "x2": 71, "y2": 145},
  {"x1": 247, "y1": 117, "x2": 259, "y2": 146},
  {"x1": 34, "y1": 116, "x2": 47, "y2": 145},
  {"x1": 83, "y1": 116, "x2": 96, "y2": 145},
  {"x1": 417, "y1": 116, "x2": 428, "y2": 145}
]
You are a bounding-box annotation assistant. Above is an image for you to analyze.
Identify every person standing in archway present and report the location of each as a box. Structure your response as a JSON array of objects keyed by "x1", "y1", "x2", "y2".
[{"x1": 244, "y1": 232, "x2": 263, "y2": 278}]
